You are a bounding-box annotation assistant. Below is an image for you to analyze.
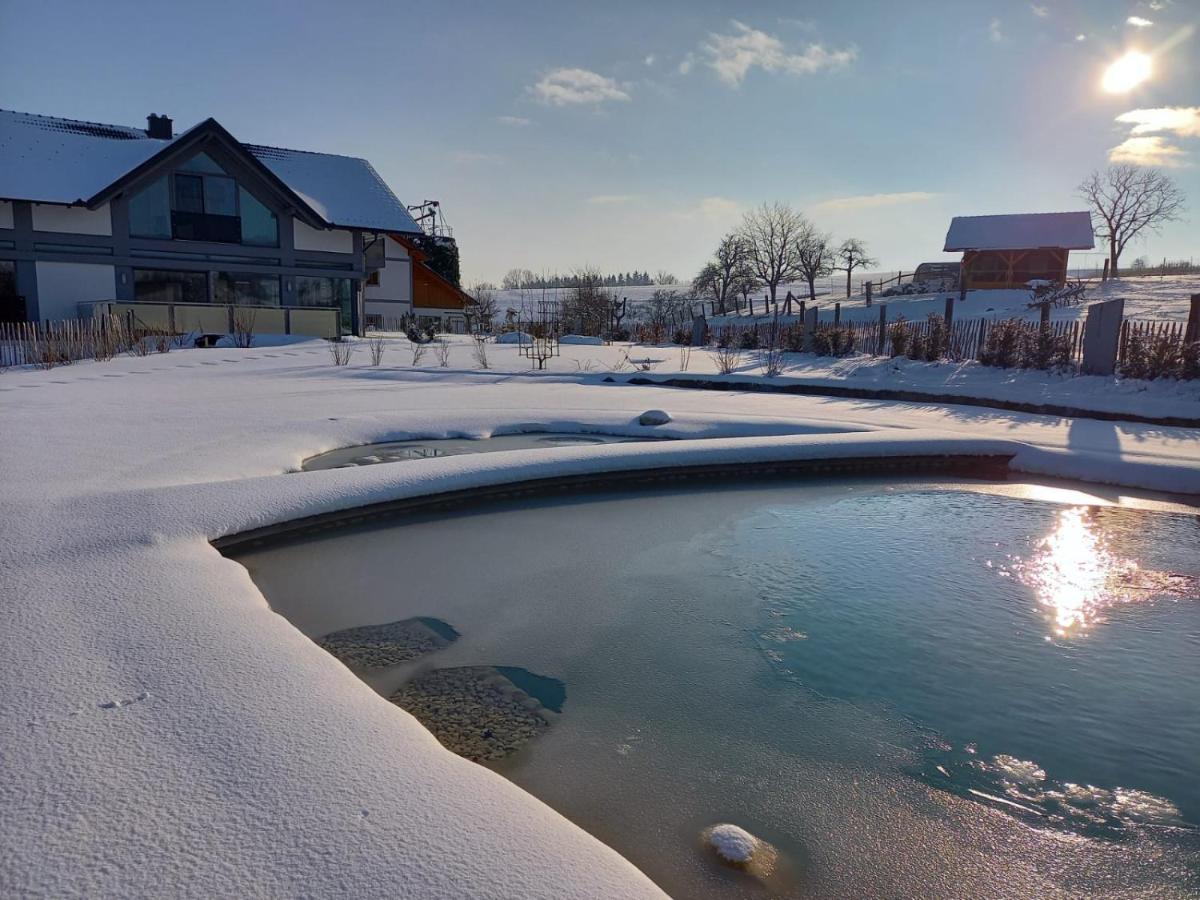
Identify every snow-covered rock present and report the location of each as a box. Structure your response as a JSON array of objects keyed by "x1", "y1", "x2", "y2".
[
  {"x1": 706, "y1": 823, "x2": 759, "y2": 863},
  {"x1": 496, "y1": 331, "x2": 531, "y2": 344},
  {"x1": 637, "y1": 409, "x2": 672, "y2": 426}
]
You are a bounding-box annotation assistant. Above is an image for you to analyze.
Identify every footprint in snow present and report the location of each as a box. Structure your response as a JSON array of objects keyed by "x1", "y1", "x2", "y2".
[{"x1": 99, "y1": 691, "x2": 151, "y2": 710}]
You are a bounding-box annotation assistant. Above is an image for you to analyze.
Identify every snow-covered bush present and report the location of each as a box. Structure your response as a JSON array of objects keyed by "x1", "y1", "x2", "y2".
[
  {"x1": 1123, "y1": 332, "x2": 1193, "y2": 380},
  {"x1": 738, "y1": 329, "x2": 760, "y2": 350},
  {"x1": 979, "y1": 319, "x2": 1024, "y2": 369},
  {"x1": 711, "y1": 344, "x2": 740, "y2": 375},
  {"x1": 812, "y1": 325, "x2": 855, "y2": 357}
]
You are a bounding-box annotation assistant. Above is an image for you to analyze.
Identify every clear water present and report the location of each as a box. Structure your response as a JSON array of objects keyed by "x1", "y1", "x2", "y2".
[
  {"x1": 235, "y1": 479, "x2": 1200, "y2": 898},
  {"x1": 301, "y1": 431, "x2": 661, "y2": 470}
]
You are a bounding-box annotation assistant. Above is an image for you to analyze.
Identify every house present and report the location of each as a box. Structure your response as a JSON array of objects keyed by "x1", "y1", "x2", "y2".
[
  {"x1": 943, "y1": 211, "x2": 1094, "y2": 290},
  {"x1": 0, "y1": 109, "x2": 428, "y2": 335},
  {"x1": 362, "y1": 233, "x2": 474, "y2": 333}
]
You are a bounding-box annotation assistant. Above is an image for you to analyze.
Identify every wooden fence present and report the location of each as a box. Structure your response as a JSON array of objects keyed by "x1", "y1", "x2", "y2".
[{"x1": 709, "y1": 310, "x2": 1191, "y2": 376}]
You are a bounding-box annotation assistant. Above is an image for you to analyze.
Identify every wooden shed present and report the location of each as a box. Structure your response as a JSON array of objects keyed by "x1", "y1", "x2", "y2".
[{"x1": 943, "y1": 212, "x2": 1094, "y2": 289}]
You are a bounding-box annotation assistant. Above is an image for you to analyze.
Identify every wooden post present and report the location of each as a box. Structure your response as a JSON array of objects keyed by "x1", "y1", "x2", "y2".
[
  {"x1": 1102, "y1": 258, "x2": 1110, "y2": 282},
  {"x1": 877, "y1": 304, "x2": 887, "y2": 356},
  {"x1": 1039, "y1": 299, "x2": 1050, "y2": 329},
  {"x1": 834, "y1": 302, "x2": 841, "y2": 326},
  {"x1": 865, "y1": 281, "x2": 873, "y2": 307},
  {"x1": 1186, "y1": 294, "x2": 1200, "y2": 343},
  {"x1": 944, "y1": 295, "x2": 955, "y2": 331},
  {"x1": 958, "y1": 258, "x2": 967, "y2": 301}
]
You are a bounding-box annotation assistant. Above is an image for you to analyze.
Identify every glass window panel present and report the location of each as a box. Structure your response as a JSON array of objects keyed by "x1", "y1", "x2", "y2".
[
  {"x1": 239, "y1": 187, "x2": 278, "y2": 246},
  {"x1": 129, "y1": 176, "x2": 171, "y2": 238},
  {"x1": 133, "y1": 269, "x2": 208, "y2": 303},
  {"x1": 214, "y1": 272, "x2": 280, "y2": 306},
  {"x1": 204, "y1": 176, "x2": 237, "y2": 216},
  {"x1": 178, "y1": 152, "x2": 227, "y2": 174},
  {"x1": 295, "y1": 276, "x2": 353, "y2": 331},
  {"x1": 174, "y1": 175, "x2": 204, "y2": 214}
]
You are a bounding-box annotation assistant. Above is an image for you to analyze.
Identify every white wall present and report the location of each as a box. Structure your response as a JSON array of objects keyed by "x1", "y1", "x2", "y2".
[
  {"x1": 365, "y1": 238, "x2": 412, "y2": 304},
  {"x1": 35, "y1": 262, "x2": 116, "y2": 320},
  {"x1": 32, "y1": 203, "x2": 112, "y2": 236},
  {"x1": 0, "y1": 201, "x2": 13, "y2": 230},
  {"x1": 293, "y1": 220, "x2": 353, "y2": 253}
]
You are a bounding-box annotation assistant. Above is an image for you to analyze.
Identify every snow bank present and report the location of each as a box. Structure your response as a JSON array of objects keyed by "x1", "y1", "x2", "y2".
[
  {"x1": 560, "y1": 334, "x2": 604, "y2": 345},
  {"x1": 496, "y1": 331, "x2": 532, "y2": 344}
]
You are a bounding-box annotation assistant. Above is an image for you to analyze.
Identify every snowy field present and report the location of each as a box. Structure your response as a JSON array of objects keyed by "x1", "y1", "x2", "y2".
[
  {"x1": 3, "y1": 341, "x2": 1199, "y2": 897},
  {"x1": 496, "y1": 274, "x2": 1200, "y2": 327}
]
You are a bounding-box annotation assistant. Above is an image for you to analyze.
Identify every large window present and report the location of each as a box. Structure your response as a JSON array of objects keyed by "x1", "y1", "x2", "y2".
[
  {"x1": 295, "y1": 275, "x2": 353, "y2": 332},
  {"x1": 127, "y1": 152, "x2": 278, "y2": 247},
  {"x1": 215, "y1": 272, "x2": 280, "y2": 306},
  {"x1": 239, "y1": 187, "x2": 278, "y2": 246},
  {"x1": 129, "y1": 176, "x2": 172, "y2": 238},
  {"x1": 134, "y1": 269, "x2": 208, "y2": 304}
]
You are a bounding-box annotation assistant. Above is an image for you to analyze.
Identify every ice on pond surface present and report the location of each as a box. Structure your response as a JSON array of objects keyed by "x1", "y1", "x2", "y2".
[
  {"x1": 234, "y1": 479, "x2": 1200, "y2": 899},
  {"x1": 301, "y1": 431, "x2": 663, "y2": 471}
]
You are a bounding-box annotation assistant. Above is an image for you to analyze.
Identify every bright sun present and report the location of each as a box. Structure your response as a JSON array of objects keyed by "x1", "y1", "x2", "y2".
[{"x1": 1102, "y1": 50, "x2": 1152, "y2": 93}]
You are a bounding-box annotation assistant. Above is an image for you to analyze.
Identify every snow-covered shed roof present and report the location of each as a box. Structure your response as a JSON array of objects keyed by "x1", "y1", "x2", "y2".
[
  {"x1": 943, "y1": 212, "x2": 1095, "y2": 252},
  {"x1": 0, "y1": 109, "x2": 421, "y2": 233}
]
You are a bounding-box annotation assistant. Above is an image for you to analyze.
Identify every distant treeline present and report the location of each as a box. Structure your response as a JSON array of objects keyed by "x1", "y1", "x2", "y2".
[{"x1": 501, "y1": 268, "x2": 665, "y2": 290}]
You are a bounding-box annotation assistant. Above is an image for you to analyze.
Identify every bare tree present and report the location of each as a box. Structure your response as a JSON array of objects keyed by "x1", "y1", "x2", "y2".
[
  {"x1": 653, "y1": 270, "x2": 678, "y2": 285},
  {"x1": 467, "y1": 282, "x2": 498, "y2": 333},
  {"x1": 694, "y1": 232, "x2": 746, "y2": 314},
  {"x1": 795, "y1": 222, "x2": 835, "y2": 303},
  {"x1": 739, "y1": 202, "x2": 807, "y2": 305},
  {"x1": 501, "y1": 268, "x2": 537, "y2": 291},
  {"x1": 833, "y1": 238, "x2": 877, "y2": 298},
  {"x1": 560, "y1": 267, "x2": 613, "y2": 335},
  {"x1": 1079, "y1": 165, "x2": 1186, "y2": 277}
]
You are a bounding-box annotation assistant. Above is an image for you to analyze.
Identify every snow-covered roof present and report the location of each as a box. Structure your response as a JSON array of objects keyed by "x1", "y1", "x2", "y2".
[
  {"x1": 943, "y1": 212, "x2": 1095, "y2": 252},
  {"x1": 0, "y1": 109, "x2": 421, "y2": 233},
  {"x1": 245, "y1": 144, "x2": 420, "y2": 233}
]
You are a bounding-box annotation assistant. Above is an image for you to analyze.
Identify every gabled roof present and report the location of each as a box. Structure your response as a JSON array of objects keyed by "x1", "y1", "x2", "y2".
[
  {"x1": 0, "y1": 109, "x2": 422, "y2": 234},
  {"x1": 944, "y1": 212, "x2": 1095, "y2": 251}
]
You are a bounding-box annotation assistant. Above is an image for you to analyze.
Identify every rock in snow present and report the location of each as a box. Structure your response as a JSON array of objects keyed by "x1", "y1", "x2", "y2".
[
  {"x1": 637, "y1": 409, "x2": 672, "y2": 426},
  {"x1": 706, "y1": 823, "x2": 759, "y2": 863}
]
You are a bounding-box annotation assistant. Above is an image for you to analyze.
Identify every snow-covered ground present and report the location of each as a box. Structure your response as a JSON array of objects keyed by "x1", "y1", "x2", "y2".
[
  {"x1": 369, "y1": 333, "x2": 1199, "y2": 421},
  {"x1": 3, "y1": 341, "x2": 1199, "y2": 897}
]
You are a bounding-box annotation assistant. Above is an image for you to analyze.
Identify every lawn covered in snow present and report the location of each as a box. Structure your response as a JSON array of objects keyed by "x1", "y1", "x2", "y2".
[{"x1": 2, "y1": 341, "x2": 1198, "y2": 896}]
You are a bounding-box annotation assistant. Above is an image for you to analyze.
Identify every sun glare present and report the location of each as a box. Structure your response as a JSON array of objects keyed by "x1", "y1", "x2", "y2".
[{"x1": 1102, "y1": 51, "x2": 1152, "y2": 93}]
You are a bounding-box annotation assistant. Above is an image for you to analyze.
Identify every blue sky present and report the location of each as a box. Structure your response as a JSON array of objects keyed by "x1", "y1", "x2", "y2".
[{"x1": 1, "y1": 0, "x2": 1196, "y2": 284}]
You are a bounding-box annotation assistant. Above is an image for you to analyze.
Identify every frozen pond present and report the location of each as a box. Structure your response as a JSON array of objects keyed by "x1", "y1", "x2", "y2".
[
  {"x1": 302, "y1": 432, "x2": 662, "y2": 470},
  {"x1": 233, "y1": 479, "x2": 1200, "y2": 898}
]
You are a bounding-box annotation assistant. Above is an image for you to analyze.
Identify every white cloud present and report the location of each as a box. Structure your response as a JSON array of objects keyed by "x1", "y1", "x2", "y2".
[
  {"x1": 644, "y1": 54, "x2": 656, "y2": 66},
  {"x1": 1108, "y1": 136, "x2": 1189, "y2": 167},
  {"x1": 1075, "y1": 33, "x2": 1087, "y2": 42},
  {"x1": 1148, "y1": 0, "x2": 1170, "y2": 9},
  {"x1": 667, "y1": 196, "x2": 742, "y2": 224},
  {"x1": 815, "y1": 191, "x2": 939, "y2": 211},
  {"x1": 988, "y1": 18, "x2": 1004, "y2": 43},
  {"x1": 1030, "y1": 4, "x2": 1049, "y2": 17},
  {"x1": 1115, "y1": 107, "x2": 1200, "y2": 137},
  {"x1": 586, "y1": 194, "x2": 639, "y2": 205},
  {"x1": 678, "y1": 54, "x2": 694, "y2": 75},
  {"x1": 495, "y1": 115, "x2": 532, "y2": 127},
  {"x1": 700, "y1": 21, "x2": 855, "y2": 87},
  {"x1": 1126, "y1": 16, "x2": 1154, "y2": 27},
  {"x1": 530, "y1": 68, "x2": 630, "y2": 106}
]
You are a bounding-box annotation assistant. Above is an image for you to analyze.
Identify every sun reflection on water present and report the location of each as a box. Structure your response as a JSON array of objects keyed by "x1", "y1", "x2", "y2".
[{"x1": 1009, "y1": 506, "x2": 1197, "y2": 637}]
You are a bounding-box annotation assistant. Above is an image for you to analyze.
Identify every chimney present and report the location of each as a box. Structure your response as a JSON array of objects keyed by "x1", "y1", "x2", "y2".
[{"x1": 146, "y1": 113, "x2": 173, "y2": 140}]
